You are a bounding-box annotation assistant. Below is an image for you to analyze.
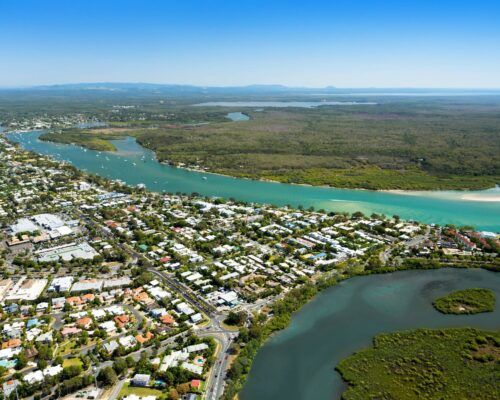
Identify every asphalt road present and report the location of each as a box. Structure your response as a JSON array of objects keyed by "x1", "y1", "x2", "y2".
[{"x1": 81, "y1": 210, "x2": 237, "y2": 399}]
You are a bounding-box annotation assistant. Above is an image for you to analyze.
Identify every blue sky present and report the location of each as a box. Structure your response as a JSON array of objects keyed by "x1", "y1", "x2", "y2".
[{"x1": 1, "y1": 0, "x2": 500, "y2": 87}]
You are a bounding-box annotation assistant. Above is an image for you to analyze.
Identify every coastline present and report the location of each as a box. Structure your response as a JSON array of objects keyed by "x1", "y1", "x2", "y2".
[
  {"x1": 3, "y1": 131, "x2": 499, "y2": 400},
  {"x1": 460, "y1": 193, "x2": 500, "y2": 202},
  {"x1": 383, "y1": 188, "x2": 500, "y2": 202},
  {"x1": 170, "y1": 164, "x2": 500, "y2": 198},
  {"x1": 10, "y1": 130, "x2": 499, "y2": 194},
  {"x1": 7, "y1": 131, "x2": 500, "y2": 232},
  {"x1": 223, "y1": 261, "x2": 500, "y2": 400}
]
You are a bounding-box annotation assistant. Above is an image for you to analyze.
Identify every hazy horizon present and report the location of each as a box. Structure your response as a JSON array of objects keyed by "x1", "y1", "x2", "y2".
[
  {"x1": 2, "y1": 82, "x2": 500, "y2": 91},
  {"x1": 1, "y1": 0, "x2": 500, "y2": 87}
]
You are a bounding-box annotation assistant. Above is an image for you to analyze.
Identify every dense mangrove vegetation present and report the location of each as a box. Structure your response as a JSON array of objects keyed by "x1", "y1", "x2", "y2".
[
  {"x1": 40, "y1": 128, "x2": 121, "y2": 151},
  {"x1": 337, "y1": 327, "x2": 500, "y2": 400},
  {"x1": 29, "y1": 96, "x2": 500, "y2": 190},
  {"x1": 433, "y1": 288, "x2": 496, "y2": 314}
]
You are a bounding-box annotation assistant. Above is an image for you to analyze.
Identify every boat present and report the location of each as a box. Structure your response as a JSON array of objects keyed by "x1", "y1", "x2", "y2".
[{"x1": 202, "y1": 176, "x2": 207, "y2": 180}]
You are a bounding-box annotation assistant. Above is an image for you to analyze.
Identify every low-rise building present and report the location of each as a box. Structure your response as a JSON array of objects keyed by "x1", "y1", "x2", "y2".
[{"x1": 131, "y1": 374, "x2": 151, "y2": 387}]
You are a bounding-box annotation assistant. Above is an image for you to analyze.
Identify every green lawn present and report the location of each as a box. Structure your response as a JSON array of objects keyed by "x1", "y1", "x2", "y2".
[
  {"x1": 62, "y1": 357, "x2": 83, "y2": 368},
  {"x1": 118, "y1": 382, "x2": 164, "y2": 398},
  {"x1": 57, "y1": 341, "x2": 77, "y2": 356},
  {"x1": 220, "y1": 321, "x2": 241, "y2": 332}
]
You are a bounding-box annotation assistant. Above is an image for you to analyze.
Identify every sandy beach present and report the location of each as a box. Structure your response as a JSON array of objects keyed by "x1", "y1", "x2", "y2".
[{"x1": 460, "y1": 194, "x2": 500, "y2": 202}]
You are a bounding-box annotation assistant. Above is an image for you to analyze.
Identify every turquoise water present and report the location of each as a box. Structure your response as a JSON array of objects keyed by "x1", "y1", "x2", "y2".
[
  {"x1": 6, "y1": 131, "x2": 500, "y2": 231},
  {"x1": 240, "y1": 268, "x2": 500, "y2": 400}
]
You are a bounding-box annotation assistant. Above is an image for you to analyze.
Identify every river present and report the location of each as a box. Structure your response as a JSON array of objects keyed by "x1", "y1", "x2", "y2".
[
  {"x1": 240, "y1": 268, "x2": 500, "y2": 400},
  {"x1": 6, "y1": 131, "x2": 500, "y2": 232}
]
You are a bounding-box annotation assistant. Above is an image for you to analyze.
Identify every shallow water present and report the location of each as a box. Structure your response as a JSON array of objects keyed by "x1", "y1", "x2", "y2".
[
  {"x1": 240, "y1": 268, "x2": 500, "y2": 400},
  {"x1": 7, "y1": 131, "x2": 500, "y2": 231}
]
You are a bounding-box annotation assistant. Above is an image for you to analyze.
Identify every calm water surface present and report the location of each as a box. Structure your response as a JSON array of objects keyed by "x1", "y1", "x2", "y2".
[
  {"x1": 226, "y1": 112, "x2": 250, "y2": 121},
  {"x1": 240, "y1": 268, "x2": 500, "y2": 400},
  {"x1": 193, "y1": 101, "x2": 376, "y2": 107},
  {"x1": 6, "y1": 131, "x2": 500, "y2": 231},
  {"x1": 4, "y1": 132, "x2": 500, "y2": 399}
]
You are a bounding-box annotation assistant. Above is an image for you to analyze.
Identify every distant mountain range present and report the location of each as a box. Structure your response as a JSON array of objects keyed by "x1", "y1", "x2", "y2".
[{"x1": 3, "y1": 83, "x2": 499, "y2": 95}]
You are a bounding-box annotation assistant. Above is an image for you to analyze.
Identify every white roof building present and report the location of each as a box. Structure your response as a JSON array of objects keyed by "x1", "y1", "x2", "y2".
[
  {"x1": 103, "y1": 277, "x2": 132, "y2": 289},
  {"x1": 9, "y1": 218, "x2": 38, "y2": 234},
  {"x1": 0, "y1": 279, "x2": 14, "y2": 301},
  {"x1": 91, "y1": 309, "x2": 107, "y2": 319},
  {"x1": 181, "y1": 362, "x2": 203, "y2": 375},
  {"x1": 104, "y1": 340, "x2": 119, "y2": 354},
  {"x1": 32, "y1": 213, "x2": 65, "y2": 230},
  {"x1": 219, "y1": 291, "x2": 239, "y2": 305},
  {"x1": 43, "y1": 365, "x2": 63, "y2": 377},
  {"x1": 176, "y1": 302, "x2": 195, "y2": 316},
  {"x1": 6, "y1": 278, "x2": 47, "y2": 301},
  {"x1": 36, "y1": 242, "x2": 98, "y2": 262},
  {"x1": 48, "y1": 276, "x2": 74, "y2": 292},
  {"x1": 119, "y1": 335, "x2": 137, "y2": 349},
  {"x1": 23, "y1": 370, "x2": 44, "y2": 384},
  {"x1": 131, "y1": 374, "x2": 151, "y2": 387},
  {"x1": 190, "y1": 313, "x2": 203, "y2": 324},
  {"x1": 0, "y1": 347, "x2": 20, "y2": 360},
  {"x1": 71, "y1": 279, "x2": 103, "y2": 293},
  {"x1": 99, "y1": 321, "x2": 117, "y2": 333},
  {"x1": 184, "y1": 343, "x2": 209, "y2": 353}
]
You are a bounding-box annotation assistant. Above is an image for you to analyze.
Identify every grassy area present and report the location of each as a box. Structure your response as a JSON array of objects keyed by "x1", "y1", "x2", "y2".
[
  {"x1": 118, "y1": 382, "x2": 164, "y2": 398},
  {"x1": 57, "y1": 340, "x2": 77, "y2": 356},
  {"x1": 220, "y1": 321, "x2": 241, "y2": 332},
  {"x1": 433, "y1": 288, "x2": 496, "y2": 314},
  {"x1": 62, "y1": 357, "x2": 83, "y2": 368},
  {"x1": 337, "y1": 327, "x2": 500, "y2": 400}
]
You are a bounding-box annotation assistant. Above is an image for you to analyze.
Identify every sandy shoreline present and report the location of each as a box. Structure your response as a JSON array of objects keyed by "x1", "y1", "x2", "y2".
[
  {"x1": 460, "y1": 194, "x2": 500, "y2": 202},
  {"x1": 384, "y1": 189, "x2": 500, "y2": 202},
  {"x1": 6, "y1": 130, "x2": 499, "y2": 201}
]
